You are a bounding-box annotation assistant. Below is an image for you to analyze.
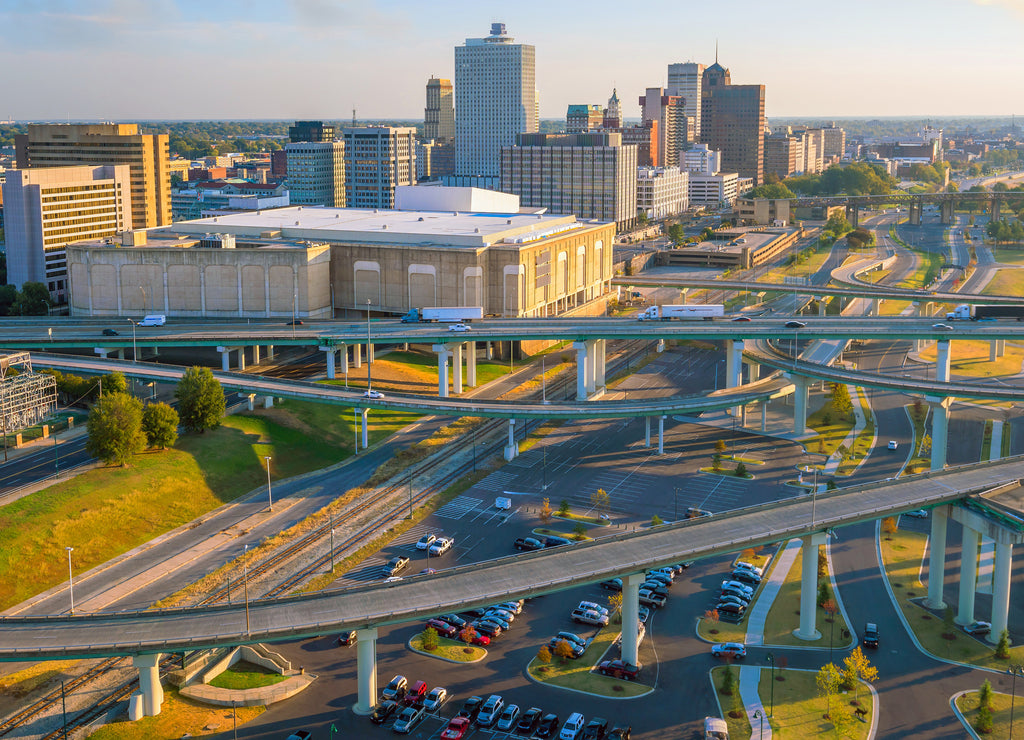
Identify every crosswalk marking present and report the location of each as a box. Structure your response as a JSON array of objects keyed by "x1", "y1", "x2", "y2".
[{"x1": 434, "y1": 495, "x2": 484, "y2": 520}]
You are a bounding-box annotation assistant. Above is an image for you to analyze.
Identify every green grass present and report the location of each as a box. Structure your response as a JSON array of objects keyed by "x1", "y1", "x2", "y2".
[
  {"x1": 527, "y1": 623, "x2": 651, "y2": 697},
  {"x1": 761, "y1": 544, "x2": 852, "y2": 648},
  {"x1": 410, "y1": 634, "x2": 486, "y2": 663},
  {"x1": 989, "y1": 246, "x2": 1024, "y2": 265},
  {"x1": 87, "y1": 686, "x2": 264, "y2": 740},
  {"x1": 0, "y1": 400, "x2": 416, "y2": 611},
  {"x1": 835, "y1": 391, "x2": 876, "y2": 477},
  {"x1": 553, "y1": 512, "x2": 612, "y2": 526},
  {"x1": 982, "y1": 268, "x2": 1024, "y2": 297},
  {"x1": 207, "y1": 662, "x2": 288, "y2": 690},
  {"x1": 532, "y1": 527, "x2": 593, "y2": 542},
  {"x1": 901, "y1": 403, "x2": 931, "y2": 476},
  {"x1": 807, "y1": 398, "x2": 855, "y2": 459},
  {"x1": 917, "y1": 339, "x2": 1024, "y2": 378},
  {"x1": 699, "y1": 467, "x2": 754, "y2": 479},
  {"x1": 710, "y1": 666, "x2": 751, "y2": 739},
  {"x1": 956, "y1": 691, "x2": 1015, "y2": 737},
  {"x1": 879, "y1": 528, "x2": 1024, "y2": 667},
  {"x1": 758, "y1": 669, "x2": 873, "y2": 740}
]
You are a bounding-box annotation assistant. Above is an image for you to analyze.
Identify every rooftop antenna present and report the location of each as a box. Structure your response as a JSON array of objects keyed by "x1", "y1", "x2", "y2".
[{"x1": 715, "y1": 40, "x2": 719, "y2": 64}]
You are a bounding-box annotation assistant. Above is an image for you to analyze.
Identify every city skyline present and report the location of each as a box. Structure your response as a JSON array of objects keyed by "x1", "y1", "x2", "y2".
[{"x1": 3, "y1": 0, "x2": 1023, "y2": 121}]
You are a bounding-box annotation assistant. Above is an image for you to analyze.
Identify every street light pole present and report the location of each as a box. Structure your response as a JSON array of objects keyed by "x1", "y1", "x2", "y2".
[
  {"x1": 766, "y1": 653, "x2": 775, "y2": 717},
  {"x1": 366, "y1": 299, "x2": 372, "y2": 391},
  {"x1": 128, "y1": 319, "x2": 137, "y2": 362},
  {"x1": 243, "y1": 544, "x2": 251, "y2": 635},
  {"x1": 264, "y1": 456, "x2": 273, "y2": 512},
  {"x1": 330, "y1": 527, "x2": 335, "y2": 573},
  {"x1": 754, "y1": 709, "x2": 764, "y2": 740},
  {"x1": 65, "y1": 546, "x2": 75, "y2": 615},
  {"x1": 1010, "y1": 664, "x2": 1024, "y2": 740}
]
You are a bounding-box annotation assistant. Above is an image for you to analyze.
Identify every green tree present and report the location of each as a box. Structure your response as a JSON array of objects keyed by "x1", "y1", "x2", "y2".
[
  {"x1": 142, "y1": 402, "x2": 179, "y2": 449},
  {"x1": 826, "y1": 479, "x2": 838, "y2": 491},
  {"x1": 977, "y1": 679, "x2": 995, "y2": 733},
  {"x1": 817, "y1": 580, "x2": 832, "y2": 608},
  {"x1": 175, "y1": 366, "x2": 225, "y2": 432},
  {"x1": 830, "y1": 383, "x2": 854, "y2": 418},
  {"x1": 995, "y1": 628, "x2": 1011, "y2": 659},
  {"x1": 721, "y1": 665, "x2": 736, "y2": 695},
  {"x1": 86, "y1": 392, "x2": 146, "y2": 466},
  {"x1": 825, "y1": 211, "x2": 853, "y2": 236},
  {"x1": 420, "y1": 626, "x2": 439, "y2": 651},
  {"x1": 651, "y1": 514, "x2": 664, "y2": 526},
  {"x1": 101, "y1": 372, "x2": 127, "y2": 395},
  {"x1": 712, "y1": 452, "x2": 723, "y2": 472},
  {"x1": 11, "y1": 281, "x2": 51, "y2": 315},
  {"x1": 747, "y1": 182, "x2": 797, "y2": 199},
  {"x1": 816, "y1": 662, "x2": 843, "y2": 720},
  {"x1": 572, "y1": 521, "x2": 587, "y2": 539},
  {"x1": 557, "y1": 499, "x2": 571, "y2": 516},
  {"x1": 734, "y1": 462, "x2": 747, "y2": 478},
  {"x1": 590, "y1": 488, "x2": 610, "y2": 515},
  {"x1": 0, "y1": 285, "x2": 16, "y2": 316}
]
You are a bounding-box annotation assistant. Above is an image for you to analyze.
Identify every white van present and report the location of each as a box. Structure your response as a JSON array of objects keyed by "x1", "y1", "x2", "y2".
[
  {"x1": 704, "y1": 716, "x2": 729, "y2": 739},
  {"x1": 139, "y1": 314, "x2": 166, "y2": 326}
]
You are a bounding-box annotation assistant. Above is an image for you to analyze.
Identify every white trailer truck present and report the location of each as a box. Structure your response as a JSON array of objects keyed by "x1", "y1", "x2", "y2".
[
  {"x1": 401, "y1": 306, "x2": 484, "y2": 323},
  {"x1": 637, "y1": 304, "x2": 724, "y2": 321}
]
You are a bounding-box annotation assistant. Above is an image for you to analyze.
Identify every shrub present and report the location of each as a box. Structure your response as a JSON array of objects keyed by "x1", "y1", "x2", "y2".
[
  {"x1": 734, "y1": 462, "x2": 747, "y2": 477},
  {"x1": 420, "y1": 627, "x2": 439, "y2": 651}
]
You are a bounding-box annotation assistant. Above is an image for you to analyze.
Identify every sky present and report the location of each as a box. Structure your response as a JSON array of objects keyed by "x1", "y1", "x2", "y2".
[{"x1": 3, "y1": 0, "x2": 1023, "y2": 122}]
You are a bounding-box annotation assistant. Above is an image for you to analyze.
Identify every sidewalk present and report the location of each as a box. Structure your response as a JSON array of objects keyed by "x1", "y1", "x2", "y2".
[
  {"x1": 739, "y1": 666, "x2": 773, "y2": 740},
  {"x1": 744, "y1": 539, "x2": 801, "y2": 646}
]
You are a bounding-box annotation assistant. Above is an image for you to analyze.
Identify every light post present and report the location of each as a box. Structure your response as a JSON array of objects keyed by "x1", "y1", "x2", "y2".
[
  {"x1": 65, "y1": 546, "x2": 75, "y2": 615},
  {"x1": 329, "y1": 527, "x2": 336, "y2": 573},
  {"x1": 754, "y1": 709, "x2": 764, "y2": 740},
  {"x1": 243, "y1": 544, "x2": 251, "y2": 635},
  {"x1": 127, "y1": 319, "x2": 137, "y2": 362},
  {"x1": 264, "y1": 456, "x2": 273, "y2": 512},
  {"x1": 542, "y1": 356, "x2": 547, "y2": 404},
  {"x1": 139, "y1": 285, "x2": 147, "y2": 315},
  {"x1": 674, "y1": 485, "x2": 679, "y2": 522},
  {"x1": 366, "y1": 299, "x2": 373, "y2": 392},
  {"x1": 765, "y1": 653, "x2": 775, "y2": 717},
  {"x1": 1010, "y1": 664, "x2": 1024, "y2": 740}
]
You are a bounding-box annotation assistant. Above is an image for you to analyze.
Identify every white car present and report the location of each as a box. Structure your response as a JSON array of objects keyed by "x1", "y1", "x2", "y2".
[
  {"x1": 577, "y1": 600, "x2": 610, "y2": 617},
  {"x1": 448, "y1": 323, "x2": 471, "y2": 332},
  {"x1": 496, "y1": 704, "x2": 521, "y2": 732},
  {"x1": 905, "y1": 509, "x2": 929, "y2": 519},
  {"x1": 422, "y1": 686, "x2": 448, "y2": 711},
  {"x1": 429, "y1": 536, "x2": 454, "y2": 556},
  {"x1": 363, "y1": 389, "x2": 385, "y2": 399},
  {"x1": 415, "y1": 534, "x2": 437, "y2": 551},
  {"x1": 495, "y1": 496, "x2": 512, "y2": 510},
  {"x1": 887, "y1": 440, "x2": 898, "y2": 450},
  {"x1": 384, "y1": 576, "x2": 404, "y2": 583}
]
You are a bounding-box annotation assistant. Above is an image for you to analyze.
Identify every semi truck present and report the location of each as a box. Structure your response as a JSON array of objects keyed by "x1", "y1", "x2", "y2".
[
  {"x1": 637, "y1": 304, "x2": 724, "y2": 321},
  {"x1": 401, "y1": 306, "x2": 484, "y2": 323},
  {"x1": 945, "y1": 304, "x2": 1024, "y2": 321}
]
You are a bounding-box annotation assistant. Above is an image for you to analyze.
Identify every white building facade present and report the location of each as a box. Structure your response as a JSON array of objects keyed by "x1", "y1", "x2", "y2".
[
  {"x1": 688, "y1": 171, "x2": 740, "y2": 208},
  {"x1": 666, "y1": 62, "x2": 705, "y2": 137},
  {"x1": 636, "y1": 166, "x2": 689, "y2": 219},
  {"x1": 682, "y1": 143, "x2": 722, "y2": 175}
]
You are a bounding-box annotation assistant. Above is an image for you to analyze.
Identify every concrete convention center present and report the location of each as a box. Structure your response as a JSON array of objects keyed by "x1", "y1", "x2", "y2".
[{"x1": 65, "y1": 187, "x2": 616, "y2": 320}]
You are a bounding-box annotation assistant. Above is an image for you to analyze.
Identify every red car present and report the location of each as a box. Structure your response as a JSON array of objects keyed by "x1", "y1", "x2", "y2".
[
  {"x1": 597, "y1": 659, "x2": 641, "y2": 680},
  {"x1": 425, "y1": 619, "x2": 458, "y2": 638},
  {"x1": 403, "y1": 680, "x2": 428, "y2": 706},
  {"x1": 440, "y1": 716, "x2": 471, "y2": 739},
  {"x1": 458, "y1": 628, "x2": 491, "y2": 647}
]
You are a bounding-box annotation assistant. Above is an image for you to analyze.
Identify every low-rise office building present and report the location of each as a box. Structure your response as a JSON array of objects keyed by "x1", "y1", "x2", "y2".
[
  {"x1": 636, "y1": 166, "x2": 688, "y2": 220},
  {"x1": 658, "y1": 226, "x2": 800, "y2": 269}
]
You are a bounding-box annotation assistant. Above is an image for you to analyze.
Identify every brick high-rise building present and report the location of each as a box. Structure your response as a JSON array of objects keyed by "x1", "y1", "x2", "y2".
[
  {"x1": 342, "y1": 127, "x2": 416, "y2": 209},
  {"x1": 425, "y1": 78, "x2": 455, "y2": 141},
  {"x1": 639, "y1": 88, "x2": 693, "y2": 168},
  {"x1": 700, "y1": 62, "x2": 765, "y2": 185},
  {"x1": 15, "y1": 123, "x2": 170, "y2": 229},
  {"x1": 566, "y1": 104, "x2": 604, "y2": 133}
]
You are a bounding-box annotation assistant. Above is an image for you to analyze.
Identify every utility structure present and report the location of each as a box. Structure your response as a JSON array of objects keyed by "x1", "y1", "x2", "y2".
[{"x1": 0, "y1": 353, "x2": 58, "y2": 458}]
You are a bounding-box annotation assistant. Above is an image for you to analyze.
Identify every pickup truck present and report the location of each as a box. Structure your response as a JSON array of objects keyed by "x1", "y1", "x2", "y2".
[
  {"x1": 513, "y1": 537, "x2": 545, "y2": 551},
  {"x1": 571, "y1": 607, "x2": 609, "y2": 626}
]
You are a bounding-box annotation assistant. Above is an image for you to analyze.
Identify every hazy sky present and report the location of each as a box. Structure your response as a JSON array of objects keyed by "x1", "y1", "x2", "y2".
[{"x1": 3, "y1": 0, "x2": 1023, "y2": 121}]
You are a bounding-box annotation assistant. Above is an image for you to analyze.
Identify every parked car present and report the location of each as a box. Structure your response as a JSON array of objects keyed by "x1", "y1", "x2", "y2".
[
  {"x1": 607, "y1": 727, "x2": 631, "y2": 740},
  {"x1": 582, "y1": 716, "x2": 610, "y2": 740},
  {"x1": 560, "y1": 712, "x2": 586, "y2": 740},
  {"x1": 336, "y1": 630, "x2": 357, "y2": 647},
  {"x1": 478, "y1": 614, "x2": 510, "y2": 631},
  {"x1": 381, "y1": 675, "x2": 407, "y2": 701},
  {"x1": 721, "y1": 580, "x2": 754, "y2": 597},
  {"x1": 577, "y1": 600, "x2": 610, "y2": 616},
  {"x1": 552, "y1": 631, "x2": 589, "y2": 650},
  {"x1": 392, "y1": 705, "x2": 425, "y2": 734},
  {"x1": 600, "y1": 578, "x2": 623, "y2": 591},
  {"x1": 905, "y1": 509, "x2": 929, "y2": 519},
  {"x1": 711, "y1": 642, "x2": 747, "y2": 660},
  {"x1": 422, "y1": 686, "x2": 448, "y2": 711},
  {"x1": 415, "y1": 534, "x2": 437, "y2": 550},
  {"x1": 548, "y1": 637, "x2": 586, "y2": 659},
  {"x1": 717, "y1": 595, "x2": 749, "y2": 610},
  {"x1": 641, "y1": 581, "x2": 668, "y2": 597},
  {"x1": 438, "y1": 613, "x2": 467, "y2": 629},
  {"x1": 715, "y1": 602, "x2": 746, "y2": 617},
  {"x1": 458, "y1": 628, "x2": 490, "y2": 646},
  {"x1": 537, "y1": 713, "x2": 561, "y2": 738},
  {"x1": 638, "y1": 589, "x2": 666, "y2": 608},
  {"x1": 485, "y1": 607, "x2": 516, "y2": 623},
  {"x1": 382, "y1": 556, "x2": 409, "y2": 576},
  {"x1": 496, "y1": 704, "x2": 521, "y2": 731},
  {"x1": 514, "y1": 537, "x2": 546, "y2": 551},
  {"x1": 517, "y1": 707, "x2": 544, "y2": 734},
  {"x1": 472, "y1": 620, "x2": 502, "y2": 638},
  {"x1": 477, "y1": 695, "x2": 505, "y2": 727},
  {"x1": 403, "y1": 680, "x2": 428, "y2": 706},
  {"x1": 369, "y1": 700, "x2": 398, "y2": 725},
  {"x1": 597, "y1": 659, "x2": 641, "y2": 680},
  {"x1": 686, "y1": 507, "x2": 712, "y2": 519},
  {"x1": 457, "y1": 696, "x2": 484, "y2": 720},
  {"x1": 637, "y1": 605, "x2": 651, "y2": 624},
  {"x1": 495, "y1": 600, "x2": 524, "y2": 614},
  {"x1": 429, "y1": 536, "x2": 454, "y2": 556},
  {"x1": 964, "y1": 620, "x2": 992, "y2": 636},
  {"x1": 862, "y1": 622, "x2": 879, "y2": 648},
  {"x1": 286, "y1": 732, "x2": 311, "y2": 740},
  {"x1": 425, "y1": 618, "x2": 458, "y2": 638},
  {"x1": 544, "y1": 535, "x2": 572, "y2": 547},
  {"x1": 440, "y1": 717, "x2": 471, "y2": 740},
  {"x1": 734, "y1": 561, "x2": 764, "y2": 577},
  {"x1": 572, "y1": 607, "x2": 609, "y2": 626},
  {"x1": 649, "y1": 566, "x2": 676, "y2": 581},
  {"x1": 730, "y1": 569, "x2": 761, "y2": 586},
  {"x1": 645, "y1": 571, "x2": 673, "y2": 587}
]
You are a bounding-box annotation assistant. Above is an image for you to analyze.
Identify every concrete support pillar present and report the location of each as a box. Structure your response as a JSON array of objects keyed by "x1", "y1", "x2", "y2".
[
  {"x1": 595, "y1": 339, "x2": 606, "y2": 389},
  {"x1": 117, "y1": 349, "x2": 125, "y2": 360},
  {"x1": 361, "y1": 408, "x2": 369, "y2": 450},
  {"x1": 935, "y1": 339, "x2": 951, "y2": 383},
  {"x1": 354, "y1": 627, "x2": 378, "y2": 715},
  {"x1": 925, "y1": 509, "x2": 948, "y2": 610},
  {"x1": 909, "y1": 203, "x2": 922, "y2": 226},
  {"x1": 585, "y1": 339, "x2": 598, "y2": 395},
  {"x1": 988, "y1": 542, "x2": 1013, "y2": 645},
  {"x1": 957, "y1": 526, "x2": 980, "y2": 626},
  {"x1": 747, "y1": 363, "x2": 760, "y2": 382},
  {"x1": 573, "y1": 341, "x2": 589, "y2": 401},
  {"x1": 818, "y1": 299, "x2": 827, "y2": 316},
  {"x1": 793, "y1": 377, "x2": 810, "y2": 435},
  {"x1": 795, "y1": 533, "x2": 826, "y2": 640},
  {"x1": 504, "y1": 419, "x2": 518, "y2": 461},
  {"x1": 368, "y1": 343, "x2": 375, "y2": 362},
  {"x1": 94, "y1": 347, "x2": 110, "y2": 358},
  {"x1": 246, "y1": 394, "x2": 255, "y2": 411},
  {"x1": 433, "y1": 344, "x2": 451, "y2": 399},
  {"x1": 266, "y1": 345, "x2": 274, "y2": 360},
  {"x1": 131, "y1": 653, "x2": 164, "y2": 718},
  {"x1": 238, "y1": 348, "x2": 245, "y2": 371},
  {"x1": 941, "y1": 200, "x2": 955, "y2": 225},
  {"x1": 353, "y1": 343, "x2": 362, "y2": 368},
  {"x1": 997, "y1": 339, "x2": 1006, "y2": 358},
  {"x1": 871, "y1": 297, "x2": 880, "y2": 316},
  {"x1": 928, "y1": 397, "x2": 952, "y2": 471},
  {"x1": 658, "y1": 415, "x2": 665, "y2": 455},
  {"x1": 466, "y1": 341, "x2": 477, "y2": 387},
  {"x1": 761, "y1": 403, "x2": 768, "y2": 432},
  {"x1": 323, "y1": 348, "x2": 336, "y2": 380},
  {"x1": 486, "y1": 341, "x2": 493, "y2": 360},
  {"x1": 992, "y1": 200, "x2": 1001, "y2": 223},
  {"x1": 252, "y1": 345, "x2": 260, "y2": 364},
  {"x1": 220, "y1": 348, "x2": 231, "y2": 372},
  {"x1": 620, "y1": 573, "x2": 646, "y2": 667},
  {"x1": 264, "y1": 396, "x2": 273, "y2": 409},
  {"x1": 725, "y1": 340, "x2": 744, "y2": 389},
  {"x1": 644, "y1": 417, "x2": 651, "y2": 448},
  {"x1": 452, "y1": 344, "x2": 463, "y2": 395}
]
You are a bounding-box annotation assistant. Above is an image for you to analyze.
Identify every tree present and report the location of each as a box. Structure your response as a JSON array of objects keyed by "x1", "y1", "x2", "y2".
[
  {"x1": 142, "y1": 402, "x2": 179, "y2": 449},
  {"x1": 829, "y1": 383, "x2": 854, "y2": 418},
  {"x1": 590, "y1": 488, "x2": 610, "y2": 515},
  {"x1": 554, "y1": 639, "x2": 576, "y2": 662},
  {"x1": 557, "y1": 499, "x2": 571, "y2": 516},
  {"x1": 816, "y1": 662, "x2": 843, "y2": 719},
  {"x1": 817, "y1": 581, "x2": 832, "y2": 608},
  {"x1": 101, "y1": 371, "x2": 127, "y2": 395},
  {"x1": 826, "y1": 479, "x2": 838, "y2": 491},
  {"x1": 712, "y1": 452, "x2": 723, "y2": 472},
  {"x1": 747, "y1": 182, "x2": 796, "y2": 200},
  {"x1": 86, "y1": 392, "x2": 146, "y2": 466},
  {"x1": 715, "y1": 439, "x2": 728, "y2": 454},
  {"x1": 175, "y1": 366, "x2": 225, "y2": 432},
  {"x1": 995, "y1": 628, "x2": 1011, "y2": 659},
  {"x1": 420, "y1": 626, "x2": 439, "y2": 651},
  {"x1": 882, "y1": 517, "x2": 898, "y2": 537},
  {"x1": 607, "y1": 592, "x2": 623, "y2": 619},
  {"x1": 459, "y1": 625, "x2": 478, "y2": 645},
  {"x1": 572, "y1": 521, "x2": 587, "y2": 539},
  {"x1": 841, "y1": 646, "x2": 878, "y2": 705},
  {"x1": 651, "y1": 514, "x2": 663, "y2": 526},
  {"x1": 0, "y1": 285, "x2": 16, "y2": 316},
  {"x1": 536, "y1": 645, "x2": 552, "y2": 665},
  {"x1": 539, "y1": 497, "x2": 552, "y2": 522},
  {"x1": 721, "y1": 665, "x2": 736, "y2": 695},
  {"x1": 977, "y1": 679, "x2": 995, "y2": 733},
  {"x1": 11, "y1": 281, "x2": 51, "y2": 315},
  {"x1": 825, "y1": 211, "x2": 853, "y2": 236},
  {"x1": 734, "y1": 462, "x2": 747, "y2": 478}
]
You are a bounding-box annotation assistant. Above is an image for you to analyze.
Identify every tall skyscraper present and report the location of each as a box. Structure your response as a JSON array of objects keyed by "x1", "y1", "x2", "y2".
[
  {"x1": 15, "y1": 123, "x2": 170, "y2": 230},
  {"x1": 666, "y1": 62, "x2": 705, "y2": 137},
  {"x1": 639, "y1": 88, "x2": 693, "y2": 168},
  {"x1": 342, "y1": 127, "x2": 416, "y2": 209},
  {"x1": 285, "y1": 141, "x2": 346, "y2": 207},
  {"x1": 289, "y1": 121, "x2": 335, "y2": 144},
  {"x1": 3, "y1": 165, "x2": 132, "y2": 301},
  {"x1": 700, "y1": 62, "x2": 766, "y2": 185},
  {"x1": 425, "y1": 78, "x2": 455, "y2": 141},
  {"x1": 455, "y1": 23, "x2": 537, "y2": 185}
]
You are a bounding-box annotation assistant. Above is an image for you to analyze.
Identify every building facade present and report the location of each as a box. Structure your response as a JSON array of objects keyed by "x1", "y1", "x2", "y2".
[
  {"x1": 700, "y1": 63, "x2": 766, "y2": 185},
  {"x1": 416, "y1": 139, "x2": 456, "y2": 181},
  {"x1": 603, "y1": 89, "x2": 623, "y2": 129},
  {"x1": 288, "y1": 121, "x2": 335, "y2": 144},
  {"x1": 567, "y1": 104, "x2": 604, "y2": 133},
  {"x1": 764, "y1": 129, "x2": 806, "y2": 179},
  {"x1": 3, "y1": 165, "x2": 132, "y2": 302},
  {"x1": 666, "y1": 62, "x2": 705, "y2": 137},
  {"x1": 285, "y1": 141, "x2": 345, "y2": 207},
  {"x1": 639, "y1": 88, "x2": 692, "y2": 169},
  {"x1": 821, "y1": 123, "x2": 846, "y2": 160},
  {"x1": 342, "y1": 127, "x2": 416, "y2": 209},
  {"x1": 688, "y1": 171, "x2": 740, "y2": 207},
  {"x1": 425, "y1": 78, "x2": 455, "y2": 141},
  {"x1": 455, "y1": 23, "x2": 538, "y2": 184},
  {"x1": 501, "y1": 132, "x2": 638, "y2": 230},
  {"x1": 682, "y1": 143, "x2": 721, "y2": 175},
  {"x1": 636, "y1": 166, "x2": 689, "y2": 220},
  {"x1": 15, "y1": 123, "x2": 169, "y2": 230}
]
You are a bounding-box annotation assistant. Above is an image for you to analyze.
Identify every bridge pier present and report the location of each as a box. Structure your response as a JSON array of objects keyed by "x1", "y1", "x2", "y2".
[
  {"x1": 935, "y1": 339, "x2": 951, "y2": 382},
  {"x1": 928, "y1": 397, "x2": 952, "y2": 471},
  {"x1": 990, "y1": 339, "x2": 1005, "y2": 361},
  {"x1": 353, "y1": 627, "x2": 378, "y2": 715},
  {"x1": 594, "y1": 339, "x2": 606, "y2": 389},
  {"x1": 452, "y1": 344, "x2": 463, "y2": 395},
  {"x1": 989, "y1": 542, "x2": 1013, "y2": 645},
  {"x1": 746, "y1": 362, "x2": 760, "y2": 382},
  {"x1": 321, "y1": 345, "x2": 338, "y2": 379},
  {"x1": 658, "y1": 415, "x2": 665, "y2": 455},
  {"x1": 360, "y1": 408, "x2": 369, "y2": 450},
  {"x1": 94, "y1": 347, "x2": 110, "y2": 358},
  {"x1": 992, "y1": 199, "x2": 1001, "y2": 223},
  {"x1": 432, "y1": 344, "x2": 452, "y2": 398},
  {"x1": 870, "y1": 298, "x2": 880, "y2": 316},
  {"x1": 761, "y1": 402, "x2": 767, "y2": 432},
  {"x1": 466, "y1": 341, "x2": 477, "y2": 387},
  {"x1": 957, "y1": 525, "x2": 980, "y2": 626},
  {"x1": 845, "y1": 204, "x2": 859, "y2": 228},
  {"x1": 644, "y1": 417, "x2": 651, "y2": 448},
  {"x1": 217, "y1": 346, "x2": 244, "y2": 371},
  {"x1": 909, "y1": 202, "x2": 922, "y2": 226},
  {"x1": 266, "y1": 345, "x2": 274, "y2": 361},
  {"x1": 726, "y1": 340, "x2": 744, "y2": 415},
  {"x1": 352, "y1": 343, "x2": 362, "y2": 368},
  {"x1": 252, "y1": 345, "x2": 261, "y2": 364},
  {"x1": 130, "y1": 653, "x2": 164, "y2": 718},
  {"x1": 817, "y1": 299, "x2": 827, "y2": 317},
  {"x1": 573, "y1": 341, "x2": 589, "y2": 401},
  {"x1": 505, "y1": 419, "x2": 518, "y2": 460},
  {"x1": 792, "y1": 377, "x2": 809, "y2": 435},
  {"x1": 940, "y1": 200, "x2": 955, "y2": 225},
  {"x1": 620, "y1": 573, "x2": 646, "y2": 667},
  {"x1": 794, "y1": 533, "x2": 827, "y2": 640},
  {"x1": 925, "y1": 508, "x2": 948, "y2": 610}
]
